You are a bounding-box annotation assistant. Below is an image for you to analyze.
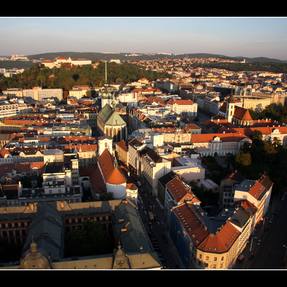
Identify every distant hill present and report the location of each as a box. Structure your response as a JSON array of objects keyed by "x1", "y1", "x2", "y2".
[
  {"x1": 0, "y1": 60, "x2": 34, "y2": 69},
  {"x1": 244, "y1": 57, "x2": 287, "y2": 63},
  {"x1": 27, "y1": 52, "x2": 287, "y2": 63}
]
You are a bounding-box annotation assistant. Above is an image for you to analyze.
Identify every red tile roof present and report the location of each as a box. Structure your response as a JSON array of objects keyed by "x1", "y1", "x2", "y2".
[
  {"x1": 98, "y1": 149, "x2": 126, "y2": 185},
  {"x1": 173, "y1": 204, "x2": 209, "y2": 247},
  {"x1": 81, "y1": 164, "x2": 107, "y2": 194},
  {"x1": 168, "y1": 99, "x2": 194, "y2": 105},
  {"x1": 0, "y1": 148, "x2": 11, "y2": 158},
  {"x1": 126, "y1": 182, "x2": 137, "y2": 190},
  {"x1": 249, "y1": 175, "x2": 273, "y2": 200},
  {"x1": 198, "y1": 221, "x2": 240, "y2": 254},
  {"x1": 107, "y1": 168, "x2": 126, "y2": 185},
  {"x1": 166, "y1": 177, "x2": 200, "y2": 204},
  {"x1": 239, "y1": 200, "x2": 257, "y2": 215},
  {"x1": 191, "y1": 133, "x2": 247, "y2": 143},
  {"x1": 183, "y1": 123, "x2": 201, "y2": 131},
  {"x1": 30, "y1": 162, "x2": 45, "y2": 170},
  {"x1": 233, "y1": 106, "x2": 253, "y2": 121},
  {"x1": 64, "y1": 144, "x2": 97, "y2": 152}
]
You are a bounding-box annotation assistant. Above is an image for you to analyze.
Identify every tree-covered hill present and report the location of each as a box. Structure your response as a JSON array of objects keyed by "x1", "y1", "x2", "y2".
[
  {"x1": 191, "y1": 62, "x2": 287, "y2": 73},
  {"x1": 0, "y1": 62, "x2": 169, "y2": 90}
]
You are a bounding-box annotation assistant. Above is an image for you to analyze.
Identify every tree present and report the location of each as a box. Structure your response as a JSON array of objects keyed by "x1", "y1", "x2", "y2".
[
  {"x1": 250, "y1": 130, "x2": 263, "y2": 141},
  {"x1": 0, "y1": 62, "x2": 169, "y2": 90},
  {"x1": 72, "y1": 73, "x2": 80, "y2": 82},
  {"x1": 235, "y1": 152, "x2": 252, "y2": 166}
]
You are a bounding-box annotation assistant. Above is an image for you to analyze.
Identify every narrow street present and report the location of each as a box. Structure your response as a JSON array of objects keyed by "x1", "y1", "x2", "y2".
[
  {"x1": 234, "y1": 191, "x2": 287, "y2": 269},
  {"x1": 137, "y1": 178, "x2": 184, "y2": 269}
]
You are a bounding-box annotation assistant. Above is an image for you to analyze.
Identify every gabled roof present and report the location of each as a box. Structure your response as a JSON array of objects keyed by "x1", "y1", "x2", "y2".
[
  {"x1": 98, "y1": 149, "x2": 126, "y2": 185},
  {"x1": 198, "y1": 221, "x2": 240, "y2": 254},
  {"x1": 191, "y1": 133, "x2": 247, "y2": 143},
  {"x1": 108, "y1": 168, "x2": 126, "y2": 185},
  {"x1": 105, "y1": 111, "x2": 126, "y2": 127},
  {"x1": 166, "y1": 177, "x2": 200, "y2": 204},
  {"x1": 233, "y1": 106, "x2": 253, "y2": 121},
  {"x1": 249, "y1": 175, "x2": 273, "y2": 200},
  {"x1": 172, "y1": 203, "x2": 209, "y2": 247},
  {"x1": 98, "y1": 104, "x2": 113, "y2": 124}
]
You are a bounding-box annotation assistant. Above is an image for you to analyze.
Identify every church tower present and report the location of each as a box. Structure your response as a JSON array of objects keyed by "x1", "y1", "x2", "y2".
[
  {"x1": 98, "y1": 136, "x2": 113, "y2": 156},
  {"x1": 226, "y1": 96, "x2": 236, "y2": 123}
]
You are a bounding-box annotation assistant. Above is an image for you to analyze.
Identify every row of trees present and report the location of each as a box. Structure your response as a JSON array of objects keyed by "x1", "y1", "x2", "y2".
[
  {"x1": 235, "y1": 131, "x2": 287, "y2": 193},
  {"x1": 250, "y1": 103, "x2": 287, "y2": 122},
  {"x1": 0, "y1": 62, "x2": 170, "y2": 91}
]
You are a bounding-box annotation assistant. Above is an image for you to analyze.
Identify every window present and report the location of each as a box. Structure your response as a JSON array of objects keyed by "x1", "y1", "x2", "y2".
[
  {"x1": 212, "y1": 264, "x2": 216, "y2": 269},
  {"x1": 199, "y1": 254, "x2": 202, "y2": 259},
  {"x1": 214, "y1": 257, "x2": 217, "y2": 261},
  {"x1": 221, "y1": 256, "x2": 224, "y2": 261},
  {"x1": 206, "y1": 256, "x2": 209, "y2": 260}
]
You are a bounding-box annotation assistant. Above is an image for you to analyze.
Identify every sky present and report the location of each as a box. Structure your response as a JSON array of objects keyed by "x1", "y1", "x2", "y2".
[{"x1": 0, "y1": 17, "x2": 287, "y2": 60}]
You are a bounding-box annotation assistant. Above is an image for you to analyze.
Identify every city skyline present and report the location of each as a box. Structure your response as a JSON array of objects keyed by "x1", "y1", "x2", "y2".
[{"x1": 0, "y1": 17, "x2": 287, "y2": 59}]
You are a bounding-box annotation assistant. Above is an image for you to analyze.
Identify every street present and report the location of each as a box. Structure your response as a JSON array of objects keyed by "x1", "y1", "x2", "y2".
[
  {"x1": 136, "y1": 177, "x2": 184, "y2": 269},
  {"x1": 235, "y1": 191, "x2": 287, "y2": 269}
]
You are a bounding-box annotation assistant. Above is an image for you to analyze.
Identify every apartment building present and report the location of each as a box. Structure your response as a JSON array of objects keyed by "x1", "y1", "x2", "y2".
[
  {"x1": 22, "y1": 87, "x2": 63, "y2": 101},
  {"x1": 167, "y1": 99, "x2": 198, "y2": 117},
  {"x1": 233, "y1": 175, "x2": 273, "y2": 224},
  {"x1": 140, "y1": 147, "x2": 171, "y2": 196},
  {"x1": 169, "y1": 175, "x2": 273, "y2": 269}
]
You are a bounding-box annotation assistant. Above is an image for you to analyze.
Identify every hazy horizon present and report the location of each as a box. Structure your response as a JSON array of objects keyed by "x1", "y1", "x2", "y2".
[{"x1": 0, "y1": 17, "x2": 287, "y2": 60}]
